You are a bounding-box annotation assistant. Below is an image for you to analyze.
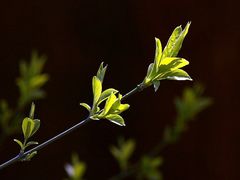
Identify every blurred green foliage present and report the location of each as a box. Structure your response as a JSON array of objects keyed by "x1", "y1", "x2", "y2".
[
  {"x1": 138, "y1": 156, "x2": 163, "y2": 180},
  {"x1": 0, "y1": 51, "x2": 48, "y2": 142},
  {"x1": 163, "y1": 84, "x2": 212, "y2": 144},
  {"x1": 110, "y1": 138, "x2": 136, "y2": 171},
  {"x1": 64, "y1": 153, "x2": 86, "y2": 180},
  {"x1": 108, "y1": 84, "x2": 212, "y2": 180},
  {"x1": 17, "y1": 51, "x2": 48, "y2": 108}
]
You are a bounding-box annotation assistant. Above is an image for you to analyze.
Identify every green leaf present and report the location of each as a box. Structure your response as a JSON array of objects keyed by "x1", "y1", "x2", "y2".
[
  {"x1": 100, "y1": 93, "x2": 117, "y2": 117},
  {"x1": 106, "y1": 114, "x2": 125, "y2": 126},
  {"x1": 13, "y1": 139, "x2": 24, "y2": 149},
  {"x1": 80, "y1": 103, "x2": 91, "y2": 112},
  {"x1": 162, "y1": 22, "x2": 191, "y2": 58},
  {"x1": 144, "y1": 63, "x2": 154, "y2": 84},
  {"x1": 92, "y1": 76, "x2": 102, "y2": 105},
  {"x1": 116, "y1": 104, "x2": 130, "y2": 114},
  {"x1": 164, "y1": 69, "x2": 192, "y2": 81},
  {"x1": 154, "y1": 37, "x2": 162, "y2": 67},
  {"x1": 97, "y1": 88, "x2": 118, "y2": 105},
  {"x1": 25, "y1": 141, "x2": 39, "y2": 148},
  {"x1": 22, "y1": 117, "x2": 35, "y2": 139},
  {"x1": 159, "y1": 57, "x2": 189, "y2": 71},
  {"x1": 22, "y1": 151, "x2": 37, "y2": 161},
  {"x1": 153, "y1": 80, "x2": 160, "y2": 92},
  {"x1": 96, "y1": 62, "x2": 107, "y2": 83},
  {"x1": 31, "y1": 119, "x2": 40, "y2": 136}
]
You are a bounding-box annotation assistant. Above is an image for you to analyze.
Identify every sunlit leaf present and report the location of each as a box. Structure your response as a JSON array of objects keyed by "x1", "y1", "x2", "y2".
[
  {"x1": 92, "y1": 76, "x2": 102, "y2": 104},
  {"x1": 159, "y1": 57, "x2": 189, "y2": 71},
  {"x1": 163, "y1": 22, "x2": 191, "y2": 58},
  {"x1": 100, "y1": 93, "x2": 117, "y2": 116},
  {"x1": 106, "y1": 114, "x2": 125, "y2": 126},
  {"x1": 164, "y1": 69, "x2": 192, "y2": 81},
  {"x1": 98, "y1": 88, "x2": 118, "y2": 105},
  {"x1": 96, "y1": 62, "x2": 107, "y2": 83},
  {"x1": 154, "y1": 37, "x2": 162, "y2": 67},
  {"x1": 116, "y1": 104, "x2": 130, "y2": 114}
]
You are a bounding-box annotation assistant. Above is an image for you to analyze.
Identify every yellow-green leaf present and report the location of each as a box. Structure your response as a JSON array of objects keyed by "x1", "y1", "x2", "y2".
[
  {"x1": 106, "y1": 114, "x2": 125, "y2": 126},
  {"x1": 31, "y1": 119, "x2": 40, "y2": 136},
  {"x1": 98, "y1": 88, "x2": 118, "y2": 105},
  {"x1": 22, "y1": 117, "x2": 35, "y2": 139},
  {"x1": 92, "y1": 76, "x2": 102, "y2": 104},
  {"x1": 101, "y1": 93, "x2": 117, "y2": 117},
  {"x1": 162, "y1": 22, "x2": 191, "y2": 58},
  {"x1": 116, "y1": 104, "x2": 130, "y2": 114},
  {"x1": 164, "y1": 69, "x2": 192, "y2": 81},
  {"x1": 159, "y1": 57, "x2": 189, "y2": 71},
  {"x1": 96, "y1": 62, "x2": 107, "y2": 83},
  {"x1": 154, "y1": 38, "x2": 162, "y2": 67}
]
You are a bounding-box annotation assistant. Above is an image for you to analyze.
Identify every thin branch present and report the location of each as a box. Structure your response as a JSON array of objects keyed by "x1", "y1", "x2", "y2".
[
  {"x1": 0, "y1": 117, "x2": 91, "y2": 170},
  {"x1": 0, "y1": 83, "x2": 146, "y2": 170}
]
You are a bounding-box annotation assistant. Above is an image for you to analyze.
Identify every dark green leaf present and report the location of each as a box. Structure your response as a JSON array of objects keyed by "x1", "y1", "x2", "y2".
[
  {"x1": 22, "y1": 151, "x2": 37, "y2": 161},
  {"x1": 153, "y1": 80, "x2": 160, "y2": 92},
  {"x1": 13, "y1": 139, "x2": 24, "y2": 149},
  {"x1": 22, "y1": 117, "x2": 35, "y2": 140},
  {"x1": 25, "y1": 141, "x2": 39, "y2": 148},
  {"x1": 31, "y1": 119, "x2": 40, "y2": 136}
]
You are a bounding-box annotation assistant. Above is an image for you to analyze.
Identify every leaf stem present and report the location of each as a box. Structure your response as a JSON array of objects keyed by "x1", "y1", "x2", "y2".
[
  {"x1": 0, "y1": 83, "x2": 146, "y2": 170},
  {"x1": 122, "y1": 83, "x2": 145, "y2": 101}
]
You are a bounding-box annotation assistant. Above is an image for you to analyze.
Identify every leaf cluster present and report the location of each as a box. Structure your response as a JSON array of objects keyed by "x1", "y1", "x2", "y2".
[
  {"x1": 17, "y1": 51, "x2": 49, "y2": 108},
  {"x1": 14, "y1": 103, "x2": 40, "y2": 161},
  {"x1": 80, "y1": 63, "x2": 130, "y2": 126},
  {"x1": 0, "y1": 51, "x2": 48, "y2": 142},
  {"x1": 143, "y1": 22, "x2": 192, "y2": 91}
]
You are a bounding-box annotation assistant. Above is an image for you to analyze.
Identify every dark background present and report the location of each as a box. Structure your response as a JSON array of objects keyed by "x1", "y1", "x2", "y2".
[{"x1": 0, "y1": 0, "x2": 239, "y2": 179}]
